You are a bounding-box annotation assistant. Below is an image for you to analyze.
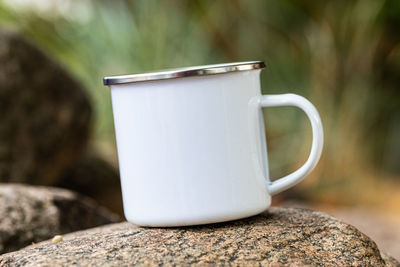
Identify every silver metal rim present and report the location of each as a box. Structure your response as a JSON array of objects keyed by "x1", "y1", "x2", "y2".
[{"x1": 103, "y1": 61, "x2": 265, "y2": 85}]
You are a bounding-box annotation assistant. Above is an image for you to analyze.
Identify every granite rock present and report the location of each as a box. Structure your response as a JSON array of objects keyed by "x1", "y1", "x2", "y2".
[
  {"x1": 0, "y1": 30, "x2": 91, "y2": 185},
  {"x1": 1, "y1": 207, "x2": 398, "y2": 266},
  {"x1": 382, "y1": 253, "x2": 400, "y2": 267},
  {"x1": 0, "y1": 184, "x2": 121, "y2": 254}
]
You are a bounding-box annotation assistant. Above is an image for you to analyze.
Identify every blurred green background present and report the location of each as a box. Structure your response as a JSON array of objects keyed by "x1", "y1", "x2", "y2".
[{"x1": 1, "y1": 0, "x2": 399, "y2": 211}]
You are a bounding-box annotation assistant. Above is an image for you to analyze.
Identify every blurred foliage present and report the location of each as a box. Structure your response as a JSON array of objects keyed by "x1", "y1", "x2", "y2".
[{"x1": 0, "y1": 0, "x2": 399, "y2": 207}]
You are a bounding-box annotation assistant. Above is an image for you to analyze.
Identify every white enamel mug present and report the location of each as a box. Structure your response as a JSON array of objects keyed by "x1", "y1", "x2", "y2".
[{"x1": 104, "y1": 61, "x2": 323, "y2": 227}]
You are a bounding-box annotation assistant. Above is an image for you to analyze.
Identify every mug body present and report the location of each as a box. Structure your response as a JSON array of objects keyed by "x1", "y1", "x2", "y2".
[{"x1": 110, "y1": 69, "x2": 270, "y2": 226}]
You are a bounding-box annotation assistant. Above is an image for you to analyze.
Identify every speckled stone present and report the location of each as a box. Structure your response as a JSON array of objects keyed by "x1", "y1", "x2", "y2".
[
  {"x1": 0, "y1": 30, "x2": 91, "y2": 185},
  {"x1": 0, "y1": 184, "x2": 121, "y2": 254},
  {"x1": 1, "y1": 207, "x2": 397, "y2": 266}
]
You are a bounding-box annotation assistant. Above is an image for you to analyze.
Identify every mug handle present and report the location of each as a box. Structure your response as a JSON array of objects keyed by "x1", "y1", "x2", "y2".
[{"x1": 254, "y1": 93, "x2": 324, "y2": 195}]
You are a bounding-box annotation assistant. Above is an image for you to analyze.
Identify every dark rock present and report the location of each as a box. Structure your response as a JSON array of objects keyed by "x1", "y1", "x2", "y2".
[
  {"x1": 0, "y1": 30, "x2": 91, "y2": 185},
  {"x1": 56, "y1": 153, "x2": 123, "y2": 215},
  {"x1": 0, "y1": 183, "x2": 121, "y2": 254},
  {"x1": 1, "y1": 207, "x2": 397, "y2": 266}
]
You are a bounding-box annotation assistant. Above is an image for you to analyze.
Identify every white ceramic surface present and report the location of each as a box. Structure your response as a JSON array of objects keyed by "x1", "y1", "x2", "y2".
[{"x1": 108, "y1": 65, "x2": 323, "y2": 227}]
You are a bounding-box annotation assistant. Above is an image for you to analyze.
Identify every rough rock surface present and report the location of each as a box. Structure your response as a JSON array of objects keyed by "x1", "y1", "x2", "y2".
[
  {"x1": 279, "y1": 201, "x2": 400, "y2": 261},
  {"x1": 0, "y1": 30, "x2": 91, "y2": 185},
  {"x1": 0, "y1": 184, "x2": 121, "y2": 254},
  {"x1": 1, "y1": 207, "x2": 398, "y2": 266},
  {"x1": 56, "y1": 153, "x2": 123, "y2": 215},
  {"x1": 382, "y1": 253, "x2": 400, "y2": 267}
]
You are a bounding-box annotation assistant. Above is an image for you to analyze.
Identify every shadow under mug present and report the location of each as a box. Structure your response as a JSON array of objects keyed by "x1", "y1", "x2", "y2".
[{"x1": 104, "y1": 61, "x2": 323, "y2": 227}]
